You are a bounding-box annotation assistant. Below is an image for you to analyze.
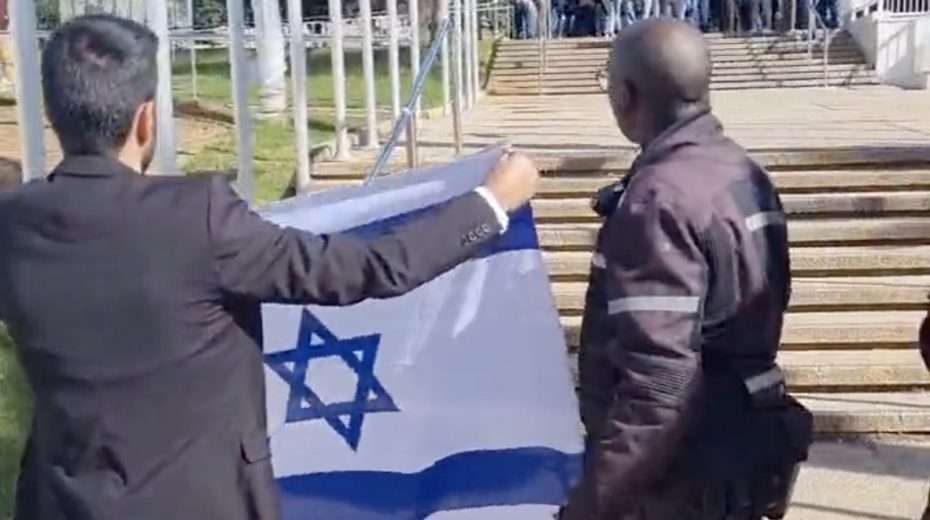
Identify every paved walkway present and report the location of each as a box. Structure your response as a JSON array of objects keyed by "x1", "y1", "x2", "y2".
[
  {"x1": 790, "y1": 437, "x2": 930, "y2": 520},
  {"x1": 316, "y1": 86, "x2": 930, "y2": 176}
]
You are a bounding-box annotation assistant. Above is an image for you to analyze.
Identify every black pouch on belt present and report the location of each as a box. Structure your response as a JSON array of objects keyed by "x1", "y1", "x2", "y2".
[{"x1": 742, "y1": 368, "x2": 814, "y2": 519}]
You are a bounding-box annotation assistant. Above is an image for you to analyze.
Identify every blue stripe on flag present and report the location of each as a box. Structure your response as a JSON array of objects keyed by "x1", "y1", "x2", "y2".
[
  {"x1": 277, "y1": 447, "x2": 582, "y2": 520},
  {"x1": 342, "y1": 204, "x2": 539, "y2": 256}
]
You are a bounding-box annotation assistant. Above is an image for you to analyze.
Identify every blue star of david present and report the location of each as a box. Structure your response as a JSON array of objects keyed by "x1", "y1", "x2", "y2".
[{"x1": 264, "y1": 310, "x2": 399, "y2": 450}]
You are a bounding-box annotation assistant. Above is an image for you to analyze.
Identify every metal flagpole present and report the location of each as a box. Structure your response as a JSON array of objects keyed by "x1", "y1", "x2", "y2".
[
  {"x1": 451, "y1": 0, "x2": 464, "y2": 154},
  {"x1": 462, "y1": 0, "x2": 473, "y2": 108},
  {"x1": 359, "y1": 0, "x2": 378, "y2": 148},
  {"x1": 287, "y1": 0, "x2": 312, "y2": 192},
  {"x1": 387, "y1": 0, "x2": 401, "y2": 119},
  {"x1": 469, "y1": 0, "x2": 481, "y2": 102},
  {"x1": 409, "y1": 0, "x2": 421, "y2": 115},
  {"x1": 328, "y1": 0, "x2": 351, "y2": 160},
  {"x1": 9, "y1": 0, "x2": 45, "y2": 181},
  {"x1": 147, "y1": 0, "x2": 178, "y2": 175},
  {"x1": 226, "y1": 0, "x2": 255, "y2": 203}
]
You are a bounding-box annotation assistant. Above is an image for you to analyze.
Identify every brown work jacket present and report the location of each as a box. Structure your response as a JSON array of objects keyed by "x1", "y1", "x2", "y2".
[{"x1": 562, "y1": 112, "x2": 792, "y2": 519}]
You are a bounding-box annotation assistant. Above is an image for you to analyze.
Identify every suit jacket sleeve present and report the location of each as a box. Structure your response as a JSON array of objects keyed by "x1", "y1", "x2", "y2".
[
  {"x1": 562, "y1": 191, "x2": 707, "y2": 520},
  {"x1": 206, "y1": 176, "x2": 502, "y2": 305}
]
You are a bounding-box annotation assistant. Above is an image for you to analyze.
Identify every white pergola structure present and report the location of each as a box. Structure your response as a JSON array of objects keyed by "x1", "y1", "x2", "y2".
[{"x1": 9, "y1": 0, "x2": 487, "y2": 204}]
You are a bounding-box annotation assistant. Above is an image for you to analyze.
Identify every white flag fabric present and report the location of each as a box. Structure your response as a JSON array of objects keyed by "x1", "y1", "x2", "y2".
[{"x1": 260, "y1": 147, "x2": 584, "y2": 520}]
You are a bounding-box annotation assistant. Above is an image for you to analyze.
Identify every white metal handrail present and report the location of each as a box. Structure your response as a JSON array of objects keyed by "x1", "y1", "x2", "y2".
[
  {"x1": 806, "y1": 0, "x2": 835, "y2": 87},
  {"x1": 367, "y1": 18, "x2": 455, "y2": 180}
]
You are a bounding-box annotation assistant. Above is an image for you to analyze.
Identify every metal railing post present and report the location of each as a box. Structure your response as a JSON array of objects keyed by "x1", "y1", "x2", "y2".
[
  {"x1": 360, "y1": 0, "x2": 379, "y2": 148},
  {"x1": 329, "y1": 0, "x2": 351, "y2": 160},
  {"x1": 405, "y1": 110, "x2": 419, "y2": 168},
  {"x1": 147, "y1": 0, "x2": 178, "y2": 175},
  {"x1": 388, "y1": 0, "x2": 402, "y2": 119},
  {"x1": 410, "y1": 0, "x2": 422, "y2": 115},
  {"x1": 452, "y1": 3, "x2": 465, "y2": 156},
  {"x1": 225, "y1": 0, "x2": 255, "y2": 203},
  {"x1": 9, "y1": 0, "x2": 46, "y2": 182},
  {"x1": 287, "y1": 0, "x2": 312, "y2": 192},
  {"x1": 463, "y1": 0, "x2": 475, "y2": 108}
]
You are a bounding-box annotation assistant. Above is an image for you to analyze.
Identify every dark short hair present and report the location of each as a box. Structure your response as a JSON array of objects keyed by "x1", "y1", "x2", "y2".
[{"x1": 41, "y1": 15, "x2": 158, "y2": 156}]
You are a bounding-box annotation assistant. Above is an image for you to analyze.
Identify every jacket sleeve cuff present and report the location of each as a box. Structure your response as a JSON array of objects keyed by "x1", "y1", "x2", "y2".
[{"x1": 473, "y1": 187, "x2": 510, "y2": 234}]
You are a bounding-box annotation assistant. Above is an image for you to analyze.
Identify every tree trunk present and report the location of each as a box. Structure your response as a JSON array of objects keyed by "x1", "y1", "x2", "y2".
[{"x1": 252, "y1": 0, "x2": 288, "y2": 117}]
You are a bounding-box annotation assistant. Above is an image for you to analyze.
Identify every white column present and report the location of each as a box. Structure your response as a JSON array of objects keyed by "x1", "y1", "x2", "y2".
[
  {"x1": 359, "y1": 0, "x2": 378, "y2": 148},
  {"x1": 470, "y1": 0, "x2": 481, "y2": 101},
  {"x1": 146, "y1": 0, "x2": 178, "y2": 175},
  {"x1": 409, "y1": 0, "x2": 421, "y2": 115},
  {"x1": 252, "y1": 0, "x2": 288, "y2": 116},
  {"x1": 328, "y1": 0, "x2": 350, "y2": 160},
  {"x1": 387, "y1": 0, "x2": 401, "y2": 119},
  {"x1": 9, "y1": 0, "x2": 45, "y2": 181},
  {"x1": 226, "y1": 0, "x2": 255, "y2": 203},
  {"x1": 287, "y1": 0, "x2": 312, "y2": 192},
  {"x1": 462, "y1": 0, "x2": 473, "y2": 108}
]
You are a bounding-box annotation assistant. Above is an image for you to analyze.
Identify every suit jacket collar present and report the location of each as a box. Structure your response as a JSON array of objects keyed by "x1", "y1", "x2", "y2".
[{"x1": 52, "y1": 155, "x2": 140, "y2": 178}]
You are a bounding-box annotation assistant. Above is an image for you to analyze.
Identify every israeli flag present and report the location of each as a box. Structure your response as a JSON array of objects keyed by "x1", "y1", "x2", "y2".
[{"x1": 260, "y1": 147, "x2": 584, "y2": 520}]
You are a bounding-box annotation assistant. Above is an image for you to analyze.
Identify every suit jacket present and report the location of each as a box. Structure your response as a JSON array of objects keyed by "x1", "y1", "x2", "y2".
[{"x1": 0, "y1": 155, "x2": 502, "y2": 520}]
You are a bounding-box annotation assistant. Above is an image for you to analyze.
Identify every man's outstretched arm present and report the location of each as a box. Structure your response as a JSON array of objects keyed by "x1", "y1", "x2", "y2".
[{"x1": 208, "y1": 152, "x2": 538, "y2": 306}]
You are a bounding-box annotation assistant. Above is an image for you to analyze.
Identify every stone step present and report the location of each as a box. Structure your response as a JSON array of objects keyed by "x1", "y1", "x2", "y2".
[
  {"x1": 492, "y1": 76, "x2": 879, "y2": 94},
  {"x1": 496, "y1": 45, "x2": 859, "y2": 60},
  {"x1": 497, "y1": 33, "x2": 853, "y2": 48},
  {"x1": 531, "y1": 191, "x2": 930, "y2": 223},
  {"x1": 550, "y1": 276, "x2": 930, "y2": 314},
  {"x1": 798, "y1": 391, "x2": 930, "y2": 433},
  {"x1": 492, "y1": 68, "x2": 875, "y2": 85},
  {"x1": 559, "y1": 310, "x2": 924, "y2": 349},
  {"x1": 538, "y1": 218, "x2": 930, "y2": 250},
  {"x1": 563, "y1": 349, "x2": 930, "y2": 390},
  {"x1": 532, "y1": 169, "x2": 930, "y2": 195},
  {"x1": 492, "y1": 52, "x2": 864, "y2": 69},
  {"x1": 544, "y1": 246, "x2": 930, "y2": 279},
  {"x1": 312, "y1": 149, "x2": 930, "y2": 180},
  {"x1": 533, "y1": 148, "x2": 930, "y2": 173},
  {"x1": 492, "y1": 61, "x2": 870, "y2": 78},
  {"x1": 495, "y1": 40, "x2": 857, "y2": 57},
  {"x1": 312, "y1": 169, "x2": 930, "y2": 194}
]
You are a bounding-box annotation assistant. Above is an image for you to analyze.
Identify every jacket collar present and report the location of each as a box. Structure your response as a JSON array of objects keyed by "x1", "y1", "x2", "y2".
[
  {"x1": 632, "y1": 110, "x2": 723, "y2": 171},
  {"x1": 51, "y1": 155, "x2": 140, "y2": 178}
]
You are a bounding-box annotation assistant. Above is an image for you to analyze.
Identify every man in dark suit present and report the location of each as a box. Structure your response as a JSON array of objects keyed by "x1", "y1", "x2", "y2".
[{"x1": 0, "y1": 15, "x2": 539, "y2": 520}]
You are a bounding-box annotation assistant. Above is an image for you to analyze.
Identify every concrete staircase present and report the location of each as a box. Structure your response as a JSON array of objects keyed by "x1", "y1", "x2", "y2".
[
  {"x1": 490, "y1": 33, "x2": 879, "y2": 94},
  {"x1": 314, "y1": 147, "x2": 930, "y2": 435}
]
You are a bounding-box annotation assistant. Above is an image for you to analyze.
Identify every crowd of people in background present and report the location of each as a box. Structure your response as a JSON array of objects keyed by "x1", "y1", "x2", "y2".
[{"x1": 511, "y1": 0, "x2": 840, "y2": 37}]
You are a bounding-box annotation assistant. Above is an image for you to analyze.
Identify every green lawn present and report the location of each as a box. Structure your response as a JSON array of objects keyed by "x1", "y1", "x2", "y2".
[
  {"x1": 180, "y1": 39, "x2": 496, "y2": 206},
  {"x1": 0, "y1": 327, "x2": 32, "y2": 518},
  {"x1": 171, "y1": 45, "x2": 454, "y2": 111}
]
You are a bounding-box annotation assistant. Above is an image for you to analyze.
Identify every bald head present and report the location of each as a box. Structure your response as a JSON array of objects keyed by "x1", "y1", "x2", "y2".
[{"x1": 607, "y1": 19, "x2": 712, "y2": 143}]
